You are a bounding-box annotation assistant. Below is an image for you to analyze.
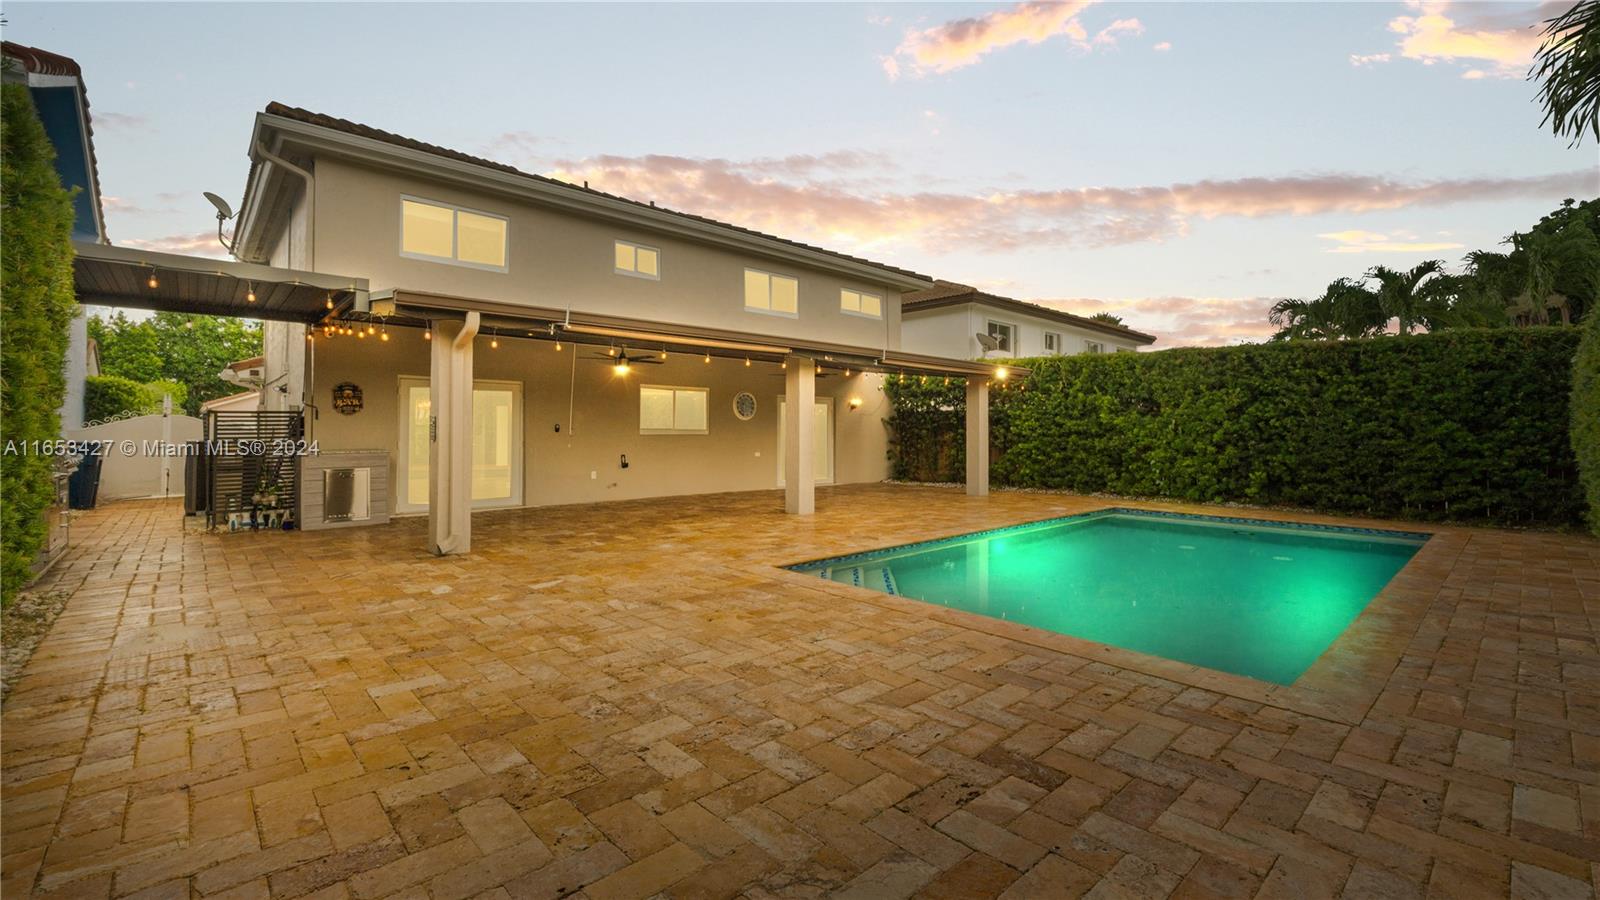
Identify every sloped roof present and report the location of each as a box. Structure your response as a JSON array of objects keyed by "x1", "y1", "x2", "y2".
[
  {"x1": 227, "y1": 356, "x2": 265, "y2": 371},
  {"x1": 903, "y1": 280, "x2": 1157, "y2": 345},
  {"x1": 257, "y1": 103, "x2": 933, "y2": 285},
  {"x1": 1, "y1": 41, "x2": 108, "y2": 243}
]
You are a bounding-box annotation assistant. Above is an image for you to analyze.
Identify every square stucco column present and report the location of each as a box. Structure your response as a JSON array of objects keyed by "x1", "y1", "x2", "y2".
[
  {"x1": 784, "y1": 355, "x2": 816, "y2": 515},
  {"x1": 966, "y1": 375, "x2": 989, "y2": 497},
  {"x1": 429, "y1": 312, "x2": 479, "y2": 555}
]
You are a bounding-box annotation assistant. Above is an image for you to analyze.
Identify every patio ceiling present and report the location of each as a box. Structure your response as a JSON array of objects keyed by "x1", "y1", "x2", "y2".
[
  {"x1": 73, "y1": 240, "x2": 368, "y2": 324},
  {"x1": 365, "y1": 288, "x2": 1019, "y2": 379}
]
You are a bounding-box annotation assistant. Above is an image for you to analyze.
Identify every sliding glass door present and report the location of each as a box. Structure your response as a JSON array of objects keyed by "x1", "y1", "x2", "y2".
[{"x1": 397, "y1": 377, "x2": 523, "y2": 513}]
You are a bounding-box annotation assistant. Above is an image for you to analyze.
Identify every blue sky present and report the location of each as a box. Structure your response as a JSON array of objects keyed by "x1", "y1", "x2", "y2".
[{"x1": 7, "y1": 1, "x2": 1594, "y2": 345}]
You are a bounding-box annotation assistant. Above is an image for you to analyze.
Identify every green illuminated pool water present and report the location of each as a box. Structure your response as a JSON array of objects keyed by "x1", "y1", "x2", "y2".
[{"x1": 788, "y1": 510, "x2": 1426, "y2": 685}]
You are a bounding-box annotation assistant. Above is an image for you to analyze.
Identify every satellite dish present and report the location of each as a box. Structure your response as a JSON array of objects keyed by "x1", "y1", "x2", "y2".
[
  {"x1": 203, "y1": 192, "x2": 235, "y2": 220},
  {"x1": 975, "y1": 333, "x2": 1001, "y2": 351}
]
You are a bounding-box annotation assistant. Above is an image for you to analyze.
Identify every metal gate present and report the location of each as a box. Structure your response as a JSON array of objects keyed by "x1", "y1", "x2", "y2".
[{"x1": 203, "y1": 411, "x2": 304, "y2": 530}]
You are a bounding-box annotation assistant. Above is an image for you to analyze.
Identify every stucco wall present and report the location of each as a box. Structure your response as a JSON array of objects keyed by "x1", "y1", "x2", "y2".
[
  {"x1": 306, "y1": 328, "x2": 889, "y2": 510},
  {"x1": 902, "y1": 303, "x2": 1145, "y2": 359},
  {"x1": 310, "y1": 157, "x2": 904, "y2": 352}
]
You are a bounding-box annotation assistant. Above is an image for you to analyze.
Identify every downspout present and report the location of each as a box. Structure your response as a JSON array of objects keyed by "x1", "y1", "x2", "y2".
[{"x1": 252, "y1": 139, "x2": 318, "y2": 433}]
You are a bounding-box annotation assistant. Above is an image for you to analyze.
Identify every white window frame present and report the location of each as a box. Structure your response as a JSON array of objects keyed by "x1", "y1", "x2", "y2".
[
  {"x1": 986, "y1": 319, "x2": 1015, "y2": 354},
  {"x1": 614, "y1": 240, "x2": 661, "y2": 281},
  {"x1": 1085, "y1": 340, "x2": 1105, "y2": 354},
  {"x1": 399, "y1": 195, "x2": 510, "y2": 272},
  {"x1": 839, "y1": 288, "x2": 883, "y2": 320},
  {"x1": 639, "y1": 384, "x2": 710, "y2": 435},
  {"x1": 395, "y1": 376, "x2": 524, "y2": 514},
  {"x1": 1043, "y1": 331, "x2": 1062, "y2": 354},
  {"x1": 744, "y1": 268, "x2": 800, "y2": 319}
]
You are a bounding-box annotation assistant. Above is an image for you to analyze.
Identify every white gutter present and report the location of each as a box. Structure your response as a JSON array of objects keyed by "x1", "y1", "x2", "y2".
[{"x1": 251, "y1": 139, "x2": 315, "y2": 270}]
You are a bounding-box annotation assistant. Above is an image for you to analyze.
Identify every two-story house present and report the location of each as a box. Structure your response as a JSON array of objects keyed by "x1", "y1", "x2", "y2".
[
  {"x1": 901, "y1": 281, "x2": 1156, "y2": 359},
  {"x1": 205, "y1": 104, "x2": 1003, "y2": 552}
]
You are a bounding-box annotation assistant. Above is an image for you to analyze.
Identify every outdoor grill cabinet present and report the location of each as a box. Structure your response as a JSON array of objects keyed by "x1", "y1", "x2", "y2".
[{"x1": 298, "y1": 450, "x2": 390, "y2": 531}]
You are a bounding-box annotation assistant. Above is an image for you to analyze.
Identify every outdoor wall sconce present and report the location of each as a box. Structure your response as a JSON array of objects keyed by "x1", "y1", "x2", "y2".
[{"x1": 848, "y1": 397, "x2": 863, "y2": 411}]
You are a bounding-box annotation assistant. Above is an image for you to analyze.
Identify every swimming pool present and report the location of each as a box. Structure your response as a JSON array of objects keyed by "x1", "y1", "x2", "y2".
[{"x1": 788, "y1": 509, "x2": 1427, "y2": 685}]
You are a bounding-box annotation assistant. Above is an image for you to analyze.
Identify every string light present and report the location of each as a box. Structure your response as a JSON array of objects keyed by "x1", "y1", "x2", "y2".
[
  {"x1": 246, "y1": 282, "x2": 256, "y2": 304},
  {"x1": 325, "y1": 293, "x2": 334, "y2": 310},
  {"x1": 554, "y1": 340, "x2": 562, "y2": 351},
  {"x1": 366, "y1": 323, "x2": 376, "y2": 335},
  {"x1": 744, "y1": 357, "x2": 751, "y2": 367},
  {"x1": 703, "y1": 351, "x2": 711, "y2": 363},
  {"x1": 490, "y1": 329, "x2": 499, "y2": 349},
  {"x1": 424, "y1": 322, "x2": 432, "y2": 340},
  {"x1": 357, "y1": 327, "x2": 366, "y2": 339},
  {"x1": 660, "y1": 348, "x2": 667, "y2": 360},
  {"x1": 147, "y1": 269, "x2": 159, "y2": 289},
  {"x1": 782, "y1": 359, "x2": 787, "y2": 369},
  {"x1": 379, "y1": 322, "x2": 389, "y2": 342},
  {"x1": 607, "y1": 346, "x2": 617, "y2": 357}
]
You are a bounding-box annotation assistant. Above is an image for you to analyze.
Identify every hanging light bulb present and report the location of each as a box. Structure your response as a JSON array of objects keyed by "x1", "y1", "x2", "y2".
[
  {"x1": 379, "y1": 324, "x2": 389, "y2": 342},
  {"x1": 607, "y1": 346, "x2": 617, "y2": 357},
  {"x1": 147, "y1": 269, "x2": 159, "y2": 289},
  {"x1": 325, "y1": 293, "x2": 334, "y2": 310},
  {"x1": 423, "y1": 321, "x2": 432, "y2": 340},
  {"x1": 660, "y1": 348, "x2": 667, "y2": 360},
  {"x1": 367, "y1": 323, "x2": 376, "y2": 335},
  {"x1": 357, "y1": 328, "x2": 366, "y2": 339},
  {"x1": 554, "y1": 340, "x2": 562, "y2": 351},
  {"x1": 490, "y1": 332, "x2": 499, "y2": 349},
  {"x1": 744, "y1": 357, "x2": 751, "y2": 367},
  {"x1": 246, "y1": 282, "x2": 256, "y2": 304},
  {"x1": 703, "y1": 351, "x2": 711, "y2": 363},
  {"x1": 844, "y1": 368, "x2": 852, "y2": 377},
  {"x1": 782, "y1": 359, "x2": 787, "y2": 369}
]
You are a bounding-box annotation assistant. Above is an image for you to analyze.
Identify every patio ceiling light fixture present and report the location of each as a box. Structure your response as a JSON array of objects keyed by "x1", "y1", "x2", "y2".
[{"x1": 995, "y1": 366, "x2": 1010, "y2": 381}]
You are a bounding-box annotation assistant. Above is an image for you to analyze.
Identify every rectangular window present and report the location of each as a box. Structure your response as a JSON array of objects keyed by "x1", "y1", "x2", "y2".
[
  {"x1": 986, "y1": 321, "x2": 1014, "y2": 353},
  {"x1": 839, "y1": 288, "x2": 883, "y2": 319},
  {"x1": 745, "y1": 269, "x2": 799, "y2": 316},
  {"x1": 401, "y1": 197, "x2": 508, "y2": 270},
  {"x1": 614, "y1": 240, "x2": 660, "y2": 279},
  {"x1": 1085, "y1": 340, "x2": 1105, "y2": 354},
  {"x1": 640, "y1": 385, "x2": 709, "y2": 434},
  {"x1": 1044, "y1": 332, "x2": 1061, "y2": 354}
]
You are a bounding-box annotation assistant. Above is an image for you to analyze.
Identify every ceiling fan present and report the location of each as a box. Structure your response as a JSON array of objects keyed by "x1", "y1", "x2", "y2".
[{"x1": 584, "y1": 348, "x2": 665, "y2": 373}]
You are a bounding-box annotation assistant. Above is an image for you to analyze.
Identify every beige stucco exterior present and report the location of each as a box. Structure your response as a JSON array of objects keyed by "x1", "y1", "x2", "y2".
[{"x1": 305, "y1": 326, "x2": 890, "y2": 511}]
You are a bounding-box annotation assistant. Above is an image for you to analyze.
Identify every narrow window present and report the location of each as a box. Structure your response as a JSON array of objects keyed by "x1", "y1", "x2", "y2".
[
  {"x1": 745, "y1": 269, "x2": 799, "y2": 316},
  {"x1": 1044, "y1": 332, "x2": 1061, "y2": 354},
  {"x1": 614, "y1": 240, "x2": 661, "y2": 279},
  {"x1": 986, "y1": 321, "x2": 1014, "y2": 353},
  {"x1": 401, "y1": 197, "x2": 508, "y2": 270},
  {"x1": 840, "y1": 288, "x2": 883, "y2": 319},
  {"x1": 640, "y1": 386, "x2": 710, "y2": 434}
]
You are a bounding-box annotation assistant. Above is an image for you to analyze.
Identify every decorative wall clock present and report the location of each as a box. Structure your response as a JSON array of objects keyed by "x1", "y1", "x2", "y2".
[{"x1": 733, "y1": 391, "x2": 757, "y2": 421}]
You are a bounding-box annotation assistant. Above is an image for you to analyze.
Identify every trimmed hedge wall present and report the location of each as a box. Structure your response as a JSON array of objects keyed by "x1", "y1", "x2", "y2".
[
  {"x1": 83, "y1": 375, "x2": 187, "y2": 423},
  {"x1": 886, "y1": 328, "x2": 1585, "y2": 527},
  {"x1": 0, "y1": 83, "x2": 78, "y2": 604},
  {"x1": 1574, "y1": 311, "x2": 1600, "y2": 536}
]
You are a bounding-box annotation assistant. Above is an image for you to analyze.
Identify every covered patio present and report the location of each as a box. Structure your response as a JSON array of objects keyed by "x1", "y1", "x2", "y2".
[{"x1": 3, "y1": 484, "x2": 1596, "y2": 898}]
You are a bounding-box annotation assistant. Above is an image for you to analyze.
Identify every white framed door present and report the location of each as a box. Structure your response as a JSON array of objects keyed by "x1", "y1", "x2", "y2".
[
  {"x1": 776, "y1": 396, "x2": 834, "y2": 486},
  {"x1": 397, "y1": 376, "x2": 524, "y2": 513}
]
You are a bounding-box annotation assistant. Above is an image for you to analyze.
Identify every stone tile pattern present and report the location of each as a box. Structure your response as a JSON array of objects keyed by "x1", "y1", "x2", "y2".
[{"x1": 3, "y1": 486, "x2": 1598, "y2": 899}]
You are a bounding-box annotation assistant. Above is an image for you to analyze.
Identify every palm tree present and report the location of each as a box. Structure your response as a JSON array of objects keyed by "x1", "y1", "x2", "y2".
[
  {"x1": 1268, "y1": 278, "x2": 1379, "y2": 340},
  {"x1": 1367, "y1": 260, "x2": 1446, "y2": 335},
  {"x1": 1088, "y1": 312, "x2": 1125, "y2": 326},
  {"x1": 1532, "y1": 0, "x2": 1600, "y2": 146}
]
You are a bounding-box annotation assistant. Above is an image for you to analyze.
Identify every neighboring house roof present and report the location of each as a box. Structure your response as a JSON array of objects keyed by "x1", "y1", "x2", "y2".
[
  {"x1": 227, "y1": 356, "x2": 265, "y2": 371},
  {"x1": 903, "y1": 280, "x2": 1157, "y2": 345},
  {"x1": 1, "y1": 41, "x2": 108, "y2": 243},
  {"x1": 247, "y1": 103, "x2": 932, "y2": 286},
  {"x1": 200, "y1": 390, "x2": 260, "y2": 413}
]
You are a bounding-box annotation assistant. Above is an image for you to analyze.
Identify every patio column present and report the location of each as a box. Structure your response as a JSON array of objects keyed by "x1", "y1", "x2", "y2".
[
  {"x1": 965, "y1": 375, "x2": 989, "y2": 497},
  {"x1": 784, "y1": 355, "x2": 815, "y2": 515},
  {"x1": 429, "y1": 312, "x2": 479, "y2": 555}
]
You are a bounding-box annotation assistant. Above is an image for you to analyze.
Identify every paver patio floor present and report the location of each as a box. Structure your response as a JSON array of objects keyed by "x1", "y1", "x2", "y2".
[{"x1": 3, "y1": 484, "x2": 1598, "y2": 899}]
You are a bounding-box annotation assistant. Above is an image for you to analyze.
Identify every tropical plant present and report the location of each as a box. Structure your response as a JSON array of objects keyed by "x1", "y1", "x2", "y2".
[
  {"x1": 1268, "y1": 277, "x2": 1380, "y2": 340},
  {"x1": 1574, "y1": 301, "x2": 1600, "y2": 535},
  {"x1": 1532, "y1": 0, "x2": 1600, "y2": 146},
  {"x1": 1088, "y1": 312, "x2": 1125, "y2": 326},
  {"x1": 0, "y1": 83, "x2": 77, "y2": 605},
  {"x1": 1367, "y1": 260, "x2": 1446, "y2": 335}
]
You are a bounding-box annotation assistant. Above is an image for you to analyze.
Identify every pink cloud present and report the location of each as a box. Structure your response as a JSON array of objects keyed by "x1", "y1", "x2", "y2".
[
  {"x1": 1153, "y1": 41, "x2": 1172, "y2": 52},
  {"x1": 117, "y1": 232, "x2": 230, "y2": 258},
  {"x1": 1384, "y1": 0, "x2": 1548, "y2": 78},
  {"x1": 1038, "y1": 296, "x2": 1281, "y2": 347},
  {"x1": 547, "y1": 152, "x2": 1595, "y2": 254},
  {"x1": 890, "y1": 1, "x2": 1098, "y2": 76},
  {"x1": 1093, "y1": 18, "x2": 1144, "y2": 47}
]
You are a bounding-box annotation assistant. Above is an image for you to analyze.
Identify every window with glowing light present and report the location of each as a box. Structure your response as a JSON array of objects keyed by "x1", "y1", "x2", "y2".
[
  {"x1": 614, "y1": 241, "x2": 660, "y2": 279},
  {"x1": 744, "y1": 269, "x2": 798, "y2": 316},
  {"x1": 640, "y1": 385, "x2": 709, "y2": 434},
  {"x1": 839, "y1": 288, "x2": 882, "y2": 319},
  {"x1": 401, "y1": 197, "x2": 508, "y2": 270}
]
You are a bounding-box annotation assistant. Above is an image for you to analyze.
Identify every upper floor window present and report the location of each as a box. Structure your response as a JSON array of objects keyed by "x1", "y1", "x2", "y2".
[
  {"x1": 840, "y1": 288, "x2": 883, "y2": 319},
  {"x1": 640, "y1": 385, "x2": 709, "y2": 434},
  {"x1": 401, "y1": 197, "x2": 508, "y2": 270},
  {"x1": 1043, "y1": 332, "x2": 1062, "y2": 354},
  {"x1": 986, "y1": 320, "x2": 1014, "y2": 353},
  {"x1": 615, "y1": 241, "x2": 660, "y2": 280},
  {"x1": 1085, "y1": 340, "x2": 1105, "y2": 354},
  {"x1": 745, "y1": 269, "x2": 798, "y2": 317}
]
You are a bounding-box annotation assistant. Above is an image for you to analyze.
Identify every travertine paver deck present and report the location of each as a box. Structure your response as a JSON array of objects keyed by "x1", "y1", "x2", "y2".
[{"x1": 2, "y1": 484, "x2": 1597, "y2": 899}]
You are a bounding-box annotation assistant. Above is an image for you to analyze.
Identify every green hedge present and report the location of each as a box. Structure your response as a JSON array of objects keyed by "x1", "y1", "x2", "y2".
[
  {"x1": 1574, "y1": 311, "x2": 1600, "y2": 536},
  {"x1": 886, "y1": 328, "x2": 1585, "y2": 527},
  {"x1": 83, "y1": 375, "x2": 186, "y2": 423},
  {"x1": 0, "y1": 83, "x2": 78, "y2": 604}
]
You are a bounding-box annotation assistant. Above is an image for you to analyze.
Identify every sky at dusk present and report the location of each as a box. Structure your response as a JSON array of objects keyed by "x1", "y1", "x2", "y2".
[{"x1": 6, "y1": 1, "x2": 1596, "y2": 346}]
